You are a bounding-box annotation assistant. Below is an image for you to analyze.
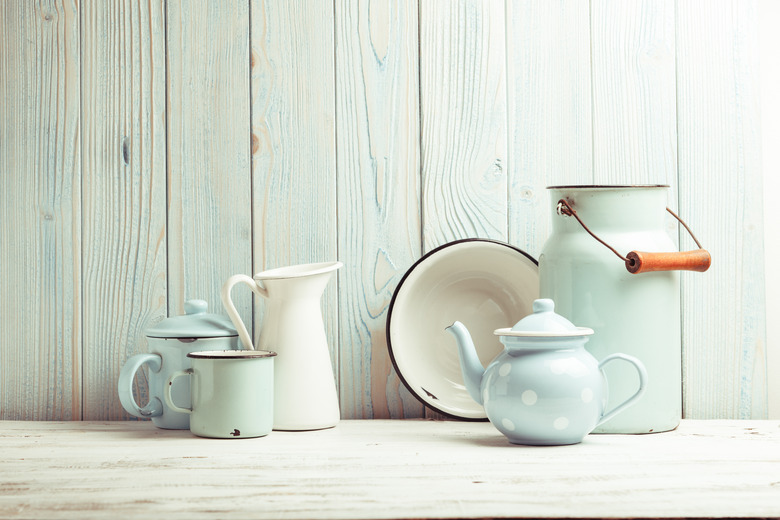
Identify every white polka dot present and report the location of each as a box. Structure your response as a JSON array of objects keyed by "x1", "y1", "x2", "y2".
[
  {"x1": 581, "y1": 388, "x2": 594, "y2": 403},
  {"x1": 502, "y1": 418, "x2": 516, "y2": 431},
  {"x1": 521, "y1": 389, "x2": 538, "y2": 406},
  {"x1": 553, "y1": 417, "x2": 569, "y2": 430},
  {"x1": 550, "y1": 360, "x2": 566, "y2": 375},
  {"x1": 499, "y1": 363, "x2": 512, "y2": 377}
]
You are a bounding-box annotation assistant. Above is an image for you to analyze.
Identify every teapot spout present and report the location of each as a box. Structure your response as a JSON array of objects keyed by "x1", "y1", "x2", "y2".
[{"x1": 445, "y1": 321, "x2": 485, "y2": 405}]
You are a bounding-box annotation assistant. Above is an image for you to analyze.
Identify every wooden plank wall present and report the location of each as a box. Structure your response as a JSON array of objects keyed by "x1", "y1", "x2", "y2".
[{"x1": 0, "y1": 0, "x2": 770, "y2": 421}]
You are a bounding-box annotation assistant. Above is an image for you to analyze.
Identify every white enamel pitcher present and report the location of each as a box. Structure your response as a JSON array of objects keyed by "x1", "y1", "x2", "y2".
[
  {"x1": 221, "y1": 261, "x2": 342, "y2": 431},
  {"x1": 539, "y1": 186, "x2": 710, "y2": 434}
]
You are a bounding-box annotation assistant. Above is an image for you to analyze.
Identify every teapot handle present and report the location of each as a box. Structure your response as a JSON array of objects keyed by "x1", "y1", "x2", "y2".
[
  {"x1": 221, "y1": 274, "x2": 268, "y2": 350},
  {"x1": 595, "y1": 353, "x2": 648, "y2": 428}
]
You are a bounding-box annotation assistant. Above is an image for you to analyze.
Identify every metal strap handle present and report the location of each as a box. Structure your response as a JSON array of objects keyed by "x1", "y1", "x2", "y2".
[{"x1": 556, "y1": 199, "x2": 711, "y2": 274}]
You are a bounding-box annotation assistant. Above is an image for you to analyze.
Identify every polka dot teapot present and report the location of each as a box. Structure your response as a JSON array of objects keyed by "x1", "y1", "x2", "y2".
[{"x1": 446, "y1": 299, "x2": 648, "y2": 445}]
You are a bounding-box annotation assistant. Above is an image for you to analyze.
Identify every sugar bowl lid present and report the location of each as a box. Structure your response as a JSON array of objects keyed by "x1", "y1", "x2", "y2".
[
  {"x1": 145, "y1": 299, "x2": 238, "y2": 338},
  {"x1": 493, "y1": 298, "x2": 594, "y2": 337}
]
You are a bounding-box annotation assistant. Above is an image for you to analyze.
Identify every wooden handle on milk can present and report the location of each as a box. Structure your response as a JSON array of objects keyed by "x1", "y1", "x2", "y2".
[
  {"x1": 556, "y1": 199, "x2": 712, "y2": 275},
  {"x1": 625, "y1": 249, "x2": 712, "y2": 274}
]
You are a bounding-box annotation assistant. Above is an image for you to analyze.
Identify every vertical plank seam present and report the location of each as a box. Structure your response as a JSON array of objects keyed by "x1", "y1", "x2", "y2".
[
  {"x1": 163, "y1": 0, "x2": 170, "y2": 324},
  {"x1": 503, "y1": 0, "x2": 510, "y2": 237},
  {"x1": 78, "y1": 0, "x2": 85, "y2": 420},
  {"x1": 588, "y1": 0, "x2": 596, "y2": 184},
  {"x1": 417, "y1": 0, "x2": 424, "y2": 256},
  {"x1": 248, "y1": 0, "x2": 255, "y2": 345},
  {"x1": 673, "y1": 0, "x2": 686, "y2": 418},
  {"x1": 331, "y1": 0, "x2": 341, "y2": 397}
]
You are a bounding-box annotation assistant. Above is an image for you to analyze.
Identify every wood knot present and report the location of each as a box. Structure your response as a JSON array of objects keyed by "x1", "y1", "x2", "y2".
[
  {"x1": 251, "y1": 134, "x2": 260, "y2": 155},
  {"x1": 121, "y1": 138, "x2": 130, "y2": 165}
]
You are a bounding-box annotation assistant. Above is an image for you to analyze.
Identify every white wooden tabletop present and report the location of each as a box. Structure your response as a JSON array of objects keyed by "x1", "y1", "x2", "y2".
[{"x1": 1, "y1": 419, "x2": 778, "y2": 519}]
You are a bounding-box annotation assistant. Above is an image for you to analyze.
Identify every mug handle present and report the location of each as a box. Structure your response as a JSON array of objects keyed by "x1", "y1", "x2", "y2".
[
  {"x1": 221, "y1": 274, "x2": 268, "y2": 350},
  {"x1": 164, "y1": 369, "x2": 194, "y2": 414},
  {"x1": 595, "y1": 353, "x2": 648, "y2": 428},
  {"x1": 117, "y1": 353, "x2": 163, "y2": 418}
]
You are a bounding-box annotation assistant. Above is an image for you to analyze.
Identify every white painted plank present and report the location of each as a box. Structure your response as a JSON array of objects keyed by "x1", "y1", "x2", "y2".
[
  {"x1": 80, "y1": 1, "x2": 167, "y2": 420},
  {"x1": 506, "y1": 0, "x2": 592, "y2": 258},
  {"x1": 0, "y1": 0, "x2": 81, "y2": 420},
  {"x1": 419, "y1": 0, "x2": 508, "y2": 252},
  {"x1": 418, "y1": 0, "x2": 508, "y2": 419},
  {"x1": 590, "y1": 0, "x2": 677, "y2": 187},
  {"x1": 757, "y1": 0, "x2": 780, "y2": 419},
  {"x1": 1, "y1": 420, "x2": 779, "y2": 519},
  {"x1": 167, "y1": 2, "x2": 252, "y2": 321},
  {"x1": 676, "y1": 0, "x2": 767, "y2": 419},
  {"x1": 249, "y1": 2, "x2": 339, "y2": 373},
  {"x1": 334, "y1": 0, "x2": 423, "y2": 418}
]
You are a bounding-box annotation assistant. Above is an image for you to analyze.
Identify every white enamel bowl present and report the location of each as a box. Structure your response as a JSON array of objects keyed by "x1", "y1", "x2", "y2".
[{"x1": 387, "y1": 239, "x2": 539, "y2": 420}]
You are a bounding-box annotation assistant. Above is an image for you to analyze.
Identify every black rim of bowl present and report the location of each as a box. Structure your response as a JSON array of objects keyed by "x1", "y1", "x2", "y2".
[{"x1": 385, "y1": 238, "x2": 538, "y2": 421}]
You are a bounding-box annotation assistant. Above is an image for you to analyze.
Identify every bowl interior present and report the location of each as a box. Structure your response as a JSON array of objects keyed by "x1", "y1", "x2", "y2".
[{"x1": 388, "y1": 240, "x2": 539, "y2": 419}]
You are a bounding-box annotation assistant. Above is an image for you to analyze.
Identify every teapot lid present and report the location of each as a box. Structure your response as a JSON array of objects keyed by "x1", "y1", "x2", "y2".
[
  {"x1": 494, "y1": 298, "x2": 593, "y2": 337},
  {"x1": 145, "y1": 299, "x2": 238, "y2": 338}
]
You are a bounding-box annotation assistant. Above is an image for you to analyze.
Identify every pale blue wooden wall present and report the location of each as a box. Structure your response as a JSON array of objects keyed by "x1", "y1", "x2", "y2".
[{"x1": 0, "y1": 0, "x2": 768, "y2": 420}]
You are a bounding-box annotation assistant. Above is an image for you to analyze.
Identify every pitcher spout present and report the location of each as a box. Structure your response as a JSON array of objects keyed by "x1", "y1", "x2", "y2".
[{"x1": 445, "y1": 321, "x2": 485, "y2": 405}]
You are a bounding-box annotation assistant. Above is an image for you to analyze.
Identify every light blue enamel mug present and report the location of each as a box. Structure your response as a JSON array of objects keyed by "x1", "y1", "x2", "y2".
[{"x1": 165, "y1": 350, "x2": 276, "y2": 439}]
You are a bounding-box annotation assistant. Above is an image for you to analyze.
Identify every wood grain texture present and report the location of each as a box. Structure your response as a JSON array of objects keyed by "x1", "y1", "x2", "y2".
[
  {"x1": 418, "y1": 0, "x2": 508, "y2": 419},
  {"x1": 0, "y1": 0, "x2": 773, "y2": 421},
  {"x1": 0, "y1": 0, "x2": 81, "y2": 420},
  {"x1": 250, "y1": 1, "x2": 339, "y2": 370},
  {"x1": 80, "y1": 0, "x2": 167, "y2": 420},
  {"x1": 166, "y1": 2, "x2": 252, "y2": 321},
  {"x1": 591, "y1": 0, "x2": 677, "y2": 188},
  {"x1": 506, "y1": 0, "x2": 592, "y2": 258},
  {"x1": 676, "y1": 0, "x2": 767, "y2": 419},
  {"x1": 419, "y1": 0, "x2": 508, "y2": 252},
  {"x1": 334, "y1": 0, "x2": 423, "y2": 419},
  {"x1": 2, "y1": 420, "x2": 780, "y2": 519}
]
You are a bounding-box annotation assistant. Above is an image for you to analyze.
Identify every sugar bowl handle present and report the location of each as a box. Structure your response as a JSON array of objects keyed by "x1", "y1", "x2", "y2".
[{"x1": 118, "y1": 353, "x2": 163, "y2": 418}]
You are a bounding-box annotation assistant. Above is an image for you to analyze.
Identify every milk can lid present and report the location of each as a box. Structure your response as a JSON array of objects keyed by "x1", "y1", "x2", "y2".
[
  {"x1": 493, "y1": 298, "x2": 594, "y2": 337},
  {"x1": 145, "y1": 299, "x2": 238, "y2": 338}
]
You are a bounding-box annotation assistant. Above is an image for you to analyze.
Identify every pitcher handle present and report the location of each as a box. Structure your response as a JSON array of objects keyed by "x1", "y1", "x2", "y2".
[
  {"x1": 595, "y1": 353, "x2": 648, "y2": 428},
  {"x1": 117, "y1": 353, "x2": 163, "y2": 418},
  {"x1": 221, "y1": 274, "x2": 268, "y2": 350}
]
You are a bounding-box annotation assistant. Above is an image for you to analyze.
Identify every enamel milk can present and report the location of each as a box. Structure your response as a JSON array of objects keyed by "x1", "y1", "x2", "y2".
[{"x1": 539, "y1": 186, "x2": 710, "y2": 433}]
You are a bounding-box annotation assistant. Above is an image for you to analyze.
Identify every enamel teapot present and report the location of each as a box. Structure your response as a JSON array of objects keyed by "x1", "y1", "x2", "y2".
[{"x1": 446, "y1": 299, "x2": 648, "y2": 445}]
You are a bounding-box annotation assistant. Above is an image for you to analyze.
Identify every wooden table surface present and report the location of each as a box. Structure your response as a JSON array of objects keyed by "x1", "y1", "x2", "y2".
[{"x1": 1, "y1": 419, "x2": 778, "y2": 519}]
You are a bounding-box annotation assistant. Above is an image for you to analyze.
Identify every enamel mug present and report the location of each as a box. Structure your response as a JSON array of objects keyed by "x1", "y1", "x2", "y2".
[
  {"x1": 118, "y1": 300, "x2": 240, "y2": 429},
  {"x1": 165, "y1": 350, "x2": 276, "y2": 439}
]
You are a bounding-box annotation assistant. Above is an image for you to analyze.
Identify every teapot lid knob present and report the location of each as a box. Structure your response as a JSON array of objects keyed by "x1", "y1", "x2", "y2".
[
  {"x1": 184, "y1": 299, "x2": 208, "y2": 315},
  {"x1": 532, "y1": 298, "x2": 554, "y2": 314}
]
